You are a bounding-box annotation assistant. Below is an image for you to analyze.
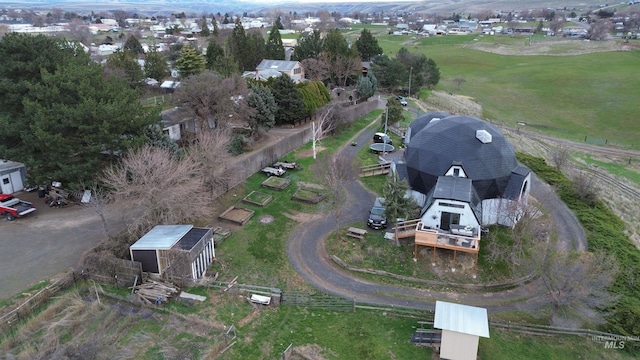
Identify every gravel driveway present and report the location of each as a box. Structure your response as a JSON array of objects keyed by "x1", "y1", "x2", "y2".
[{"x1": 0, "y1": 191, "x2": 120, "y2": 299}]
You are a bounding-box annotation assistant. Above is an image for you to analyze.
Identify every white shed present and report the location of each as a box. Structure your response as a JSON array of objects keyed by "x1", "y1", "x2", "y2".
[
  {"x1": 0, "y1": 160, "x2": 27, "y2": 194},
  {"x1": 434, "y1": 301, "x2": 490, "y2": 360},
  {"x1": 130, "y1": 225, "x2": 215, "y2": 280}
]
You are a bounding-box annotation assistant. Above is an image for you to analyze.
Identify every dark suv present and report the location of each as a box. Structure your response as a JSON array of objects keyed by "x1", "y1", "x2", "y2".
[{"x1": 367, "y1": 197, "x2": 387, "y2": 230}]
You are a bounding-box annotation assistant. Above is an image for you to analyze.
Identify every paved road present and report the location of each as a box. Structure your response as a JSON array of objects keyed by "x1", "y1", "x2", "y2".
[{"x1": 286, "y1": 119, "x2": 586, "y2": 312}]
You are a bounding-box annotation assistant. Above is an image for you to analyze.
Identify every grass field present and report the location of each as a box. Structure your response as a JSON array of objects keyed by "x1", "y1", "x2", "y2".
[{"x1": 350, "y1": 27, "x2": 640, "y2": 147}]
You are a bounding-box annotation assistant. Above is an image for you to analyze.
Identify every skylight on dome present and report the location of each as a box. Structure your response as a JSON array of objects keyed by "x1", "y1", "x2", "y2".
[{"x1": 476, "y1": 129, "x2": 492, "y2": 144}]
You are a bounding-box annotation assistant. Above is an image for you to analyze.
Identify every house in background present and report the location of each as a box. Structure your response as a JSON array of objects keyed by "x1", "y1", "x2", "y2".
[
  {"x1": 434, "y1": 300, "x2": 490, "y2": 360},
  {"x1": 0, "y1": 160, "x2": 27, "y2": 194},
  {"x1": 129, "y1": 225, "x2": 215, "y2": 282},
  {"x1": 253, "y1": 60, "x2": 305, "y2": 83}
]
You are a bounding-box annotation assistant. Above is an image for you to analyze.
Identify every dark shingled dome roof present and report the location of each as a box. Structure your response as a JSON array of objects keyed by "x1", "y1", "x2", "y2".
[{"x1": 405, "y1": 114, "x2": 518, "y2": 200}]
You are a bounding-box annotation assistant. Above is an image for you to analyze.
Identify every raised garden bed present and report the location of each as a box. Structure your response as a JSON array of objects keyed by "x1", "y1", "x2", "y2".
[
  {"x1": 242, "y1": 191, "x2": 273, "y2": 207},
  {"x1": 218, "y1": 206, "x2": 255, "y2": 226},
  {"x1": 261, "y1": 176, "x2": 290, "y2": 190},
  {"x1": 292, "y1": 186, "x2": 327, "y2": 204}
]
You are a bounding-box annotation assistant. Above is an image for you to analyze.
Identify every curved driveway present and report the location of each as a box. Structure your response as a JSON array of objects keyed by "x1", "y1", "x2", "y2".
[{"x1": 287, "y1": 122, "x2": 586, "y2": 312}]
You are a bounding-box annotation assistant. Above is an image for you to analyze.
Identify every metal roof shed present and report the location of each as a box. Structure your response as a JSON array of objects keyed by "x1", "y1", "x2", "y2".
[
  {"x1": 434, "y1": 301, "x2": 489, "y2": 360},
  {"x1": 130, "y1": 225, "x2": 216, "y2": 280},
  {"x1": 0, "y1": 160, "x2": 27, "y2": 194}
]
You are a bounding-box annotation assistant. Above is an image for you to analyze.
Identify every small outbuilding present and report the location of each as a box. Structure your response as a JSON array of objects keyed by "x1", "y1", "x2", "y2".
[
  {"x1": 434, "y1": 300, "x2": 490, "y2": 360},
  {"x1": 130, "y1": 225, "x2": 215, "y2": 281},
  {"x1": 0, "y1": 160, "x2": 27, "y2": 194}
]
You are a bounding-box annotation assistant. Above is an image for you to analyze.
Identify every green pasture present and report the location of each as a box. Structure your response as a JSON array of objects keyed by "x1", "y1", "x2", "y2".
[{"x1": 362, "y1": 29, "x2": 640, "y2": 147}]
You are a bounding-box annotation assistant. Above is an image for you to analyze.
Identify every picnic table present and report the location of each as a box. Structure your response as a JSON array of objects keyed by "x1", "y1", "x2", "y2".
[{"x1": 346, "y1": 227, "x2": 367, "y2": 240}]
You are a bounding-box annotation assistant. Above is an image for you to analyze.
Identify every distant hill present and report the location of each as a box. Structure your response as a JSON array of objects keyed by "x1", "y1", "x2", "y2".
[{"x1": 1, "y1": 0, "x2": 612, "y2": 16}]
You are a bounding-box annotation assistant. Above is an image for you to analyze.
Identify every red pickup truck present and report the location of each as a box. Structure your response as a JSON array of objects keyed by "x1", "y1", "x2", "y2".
[{"x1": 0, "y1": 193, "x2": 36, "y2": 221}]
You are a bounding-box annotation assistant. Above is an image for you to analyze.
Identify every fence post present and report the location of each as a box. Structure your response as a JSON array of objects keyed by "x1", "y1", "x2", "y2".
[{"x1": 353, "y1": 298, "x2": 356, "y2": 313}]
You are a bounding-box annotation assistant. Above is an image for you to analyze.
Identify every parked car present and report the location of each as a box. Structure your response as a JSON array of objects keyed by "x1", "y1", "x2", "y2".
[
  {"x1": 373, "y1": 132, "x2": 393, "y2": 145},
  {"x1": 0, "y1": 193, "x2": 36, "y2": 221},
  {"x1": 367, "y1": 197, "x2": 387, "y2": 230},
  {"x1": 397, "y1": 96, "x2": 408, "y2": 106}
]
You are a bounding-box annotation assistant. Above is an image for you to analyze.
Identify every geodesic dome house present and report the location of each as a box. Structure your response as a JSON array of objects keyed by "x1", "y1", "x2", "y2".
[{"x1": 397, "y1": 113, "x2": 531, "y2": 229}]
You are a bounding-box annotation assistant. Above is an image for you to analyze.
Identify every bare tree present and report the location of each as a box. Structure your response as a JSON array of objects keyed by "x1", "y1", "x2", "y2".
[
  {"x1": 550, "y1": 146, "x2": 570, "y2": 171},
  {"x1": 173, "y1": 71, "x2": 254, "y2": 133},
  {"x1": 529, "y1": 240, "x2": 619, "y2": 327},
  {"x1": 51, "y1": 8, "x2": 65, "y2": 21},
  {"x1": 314, "y1": 153, "x2": 359, "y2": 235},
  {"x1": 185, "y1": 129, "x2": 236, "y2": 199},
  {"x1": 571, "y1": 170, "x2": 599, "y2": 205},
  {"x1": 67, "y1": 18, "x2": 92, "y2": 45},
  {"x1": 331, "y1": 51, "x2": 362, "y2": 87},
  {"x1": 301, "y1": 58, "x2": 330, "y2": 82},
  {"x1": 81, "y1": 182, "x2": 114, "y2": 240},
  {"x1": 588, "y1": 19, "x2": 613, "y2": 40},
  {"x1": 0, "y1": 24, "x2": 9, "y2": 39},
  {"x1": 100, "y1": 146, "x2": 210, "y2": 238},
  {"x1": 484, "y1": 198, "x2": 550, "y2": 267},
  {"x1": 452, "y1": 77, "x2": 466, "y2": 90},
  {"x1": 311, "y1": 103, "x2": 346, "y2": 159}
]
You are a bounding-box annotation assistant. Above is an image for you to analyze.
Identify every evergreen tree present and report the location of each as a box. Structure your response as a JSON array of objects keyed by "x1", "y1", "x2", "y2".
[
  {"x1": 270, "y1": 74, "x2": 305, "y2": 125},
  {"x1": 212, "y1": 17, "x2": 219, "y2": 36},
  {"x1": 355, "y1": 28, "x2": 382, "y2": 61},
  {"x1": 0, "y1": 34, "x2": 157, "y2": 186},
  {"x1": 382, "y1": 172, "x2": 414, "y2": 233},
  {"x1": 200, "y1": 16, "x2": 210, "y2": 37},
  {"x1": 205, "y1": 39, "x2": 224, "y2": 70},
  {"x1": 384, "y1": 98, "x2": 404, "y2": 128},
  {"x1": 298, "y1": 80, "x2": 331, "y2": 116},
  {"x1": 247, "y1": 85, "x2": 277, "y2": 136},
  {"x1": 123, "y1": 35, "x2": 144, "y2": 55},
  {"x1": 175, "y1": 43, "x2": 205, "y2": 78},
  {"x1": 356, "y1": 76, "x2": 374, "y2": 100},
  {"x1": 292, "y1": 29, "x2": 324, "y2": 61},
  {"x1": 323, "y1": 28, "x2": 349, "y2": 61},
  {"x1": 106, "y1": 50, "x2": 145, "y2": 89},
  {"x1": 265, "y1": 23, "x2": 285, "y2": 60},
  {"x1": 274, "y1": 16, "x2": 284, "y2": 30},
  {"x1": 228, "y1": 18, "x2": 252, "y2": 71},
  {"x1": 247, "y1": 29, "x2": 266, "y2": 69},
  {"x1": 144, "y1": 124, "x2": 179, "y2": 156},
  {"x1": 144, "y1": 46, "x2": 170, "y2": 82}
]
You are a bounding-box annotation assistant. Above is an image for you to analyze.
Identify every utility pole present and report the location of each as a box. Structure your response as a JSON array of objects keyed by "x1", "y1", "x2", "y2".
[
  {"x1": 385, "y1": 106, "x2": 388, "y2": 134},
  {"x1": 408, "y1": 66, "x2": 413, "y2": 98}
]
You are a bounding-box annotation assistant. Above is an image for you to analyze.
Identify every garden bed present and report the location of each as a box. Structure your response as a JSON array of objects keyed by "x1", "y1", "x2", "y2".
[
  {"x1": 218, "y1": 206, "x2": 255, "y2": 226},
  {"x1": 261, "y1": 176, "x2": 290, "y2": 190},
  {"x1": 292, "y1": 186, "x2": 327, "y2": 204},
  {"x1": 242, "y1": 191, "x2": 273, "y2": 207}
]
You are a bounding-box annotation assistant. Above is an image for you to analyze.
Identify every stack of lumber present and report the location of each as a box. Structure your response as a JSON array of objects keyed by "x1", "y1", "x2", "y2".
[{"x1": 133, "y1": 280, "x2": 179, "y2": 305}]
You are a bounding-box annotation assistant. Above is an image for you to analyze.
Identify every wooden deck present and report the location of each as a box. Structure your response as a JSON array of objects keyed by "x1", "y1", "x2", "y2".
[{"x1": 393, "y1": 219, "x2": 481, "y2": 270}]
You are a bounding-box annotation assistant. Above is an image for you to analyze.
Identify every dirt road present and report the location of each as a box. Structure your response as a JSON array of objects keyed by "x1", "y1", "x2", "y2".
[{"x1": 0, "y1": 191, "x2": 114, "y2": 299}]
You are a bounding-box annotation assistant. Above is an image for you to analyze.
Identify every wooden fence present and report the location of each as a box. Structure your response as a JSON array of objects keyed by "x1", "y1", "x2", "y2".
[
  {"x1": 213, "y1": 282, "x2": 635, "y2": 350},
  {"x1": 359, "y1": 162, "x2": 391, "y2": 177},
  {"x1": 0, "y1": 270, "x2": 78, "y2": 334}
]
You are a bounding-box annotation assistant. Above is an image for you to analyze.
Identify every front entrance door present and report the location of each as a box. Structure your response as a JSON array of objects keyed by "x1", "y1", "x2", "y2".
[{"x1": 440, "y1": 212, "x2": 460, "y2": 231}]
